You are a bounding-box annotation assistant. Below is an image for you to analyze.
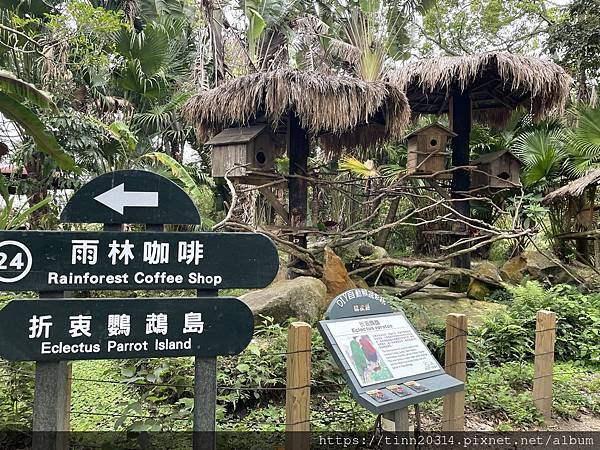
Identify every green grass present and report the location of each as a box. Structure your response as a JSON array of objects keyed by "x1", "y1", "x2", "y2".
[{"x1": 70, "y1": 360, "x2": 131, "y2": 431}]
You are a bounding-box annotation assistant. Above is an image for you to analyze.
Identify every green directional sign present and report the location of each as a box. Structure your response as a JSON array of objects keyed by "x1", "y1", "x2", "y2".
[
  {"x1": 60, "y1": 170, "x2": 201, "y2": 225},
  {"x1": 0, "y1": 231, "x2": 279, "y2": 291},
  {"x1": 0, "y1": 297, "x2": 254, "y2": 361}
]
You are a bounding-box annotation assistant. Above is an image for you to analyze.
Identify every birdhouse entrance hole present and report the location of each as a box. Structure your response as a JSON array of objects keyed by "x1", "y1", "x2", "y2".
[
  {"x1": 406, "y1": 123, "x2": 456, "y2": 180},
  {"x1": 256, "y1": 151, "x2": 266, "y2": 164}
]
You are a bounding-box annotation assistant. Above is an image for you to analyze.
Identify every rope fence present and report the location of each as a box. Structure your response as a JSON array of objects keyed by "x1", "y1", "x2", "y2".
[{"x1": 0, "y1": 310, "x2": 591, "y2": 432}]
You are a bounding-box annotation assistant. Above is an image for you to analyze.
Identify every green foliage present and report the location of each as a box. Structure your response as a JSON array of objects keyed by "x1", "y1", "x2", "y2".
[
  {"x1": 0, "y1": 177, "x2": 51, "y2": 229},
  {"x1": 145, "y1": 152, "x2": 215, "y2": 229},
  {"x1": 0, "y1": 70, "x2": 54, "y2": 109},
  {"x1": 467, "y1": 361, "x2": 599, "y2": 426},
  {"x1": 478, "y1": 282, "x2": 600, "y2": 364},
  {"x1": 504, "y1": 193, "x2": 548, "y2": 232},
  {"x1": 513, "y1": 125, "x2": 567, "y2": 188},
  {"x1": 0, "y1": 360, "x2": 35, "y2": 431},
  {"x1": 466, "y1": 362, "x2": 543, "y2": 426},
  {"x1": 339, "y1": 155, "x2": 378, "y2": 178},
  {"x1": 113, "y1": 316, "x2": 341, "y2": 431},
  {"x1": 565, "y1": 104, "x2": 600, "y2": 176},
  {"x1": 420, "y1": 0, "x2": 554, "y2": 55},
  {"x1": 547, "y1": 0, "x2": 600, "y2": 80},
  {"x1": 480, "y1": 311, "x2": 534, "y2": 362},
  {"x1": 0, "y1": 74, "x2": 76, "y2": 170}
]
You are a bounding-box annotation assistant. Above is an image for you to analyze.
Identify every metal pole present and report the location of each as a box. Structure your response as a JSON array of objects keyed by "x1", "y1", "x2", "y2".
[{"x1": 193, "y1": 289, "x2": 218, "y2": 450}]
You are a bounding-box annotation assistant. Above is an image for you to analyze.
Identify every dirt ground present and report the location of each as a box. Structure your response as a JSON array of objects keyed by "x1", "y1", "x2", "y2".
[{"x1": 538, "y1": 415, "x2": 600, "y2": 431}]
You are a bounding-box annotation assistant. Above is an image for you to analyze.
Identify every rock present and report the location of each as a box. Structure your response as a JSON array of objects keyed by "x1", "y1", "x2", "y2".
[
  {"x1": 467, "y1": 261, "x2": 502, "y2": 300},
  {"x1": 408, "y1": 297, "x2": 506, "y2": 327},
  {"x1": 500, "y1": 255, "x2": 527, "y2": 283},
  {"x1": 240, "y1": 276, "x2": 328, "y2": 324},
  {"x1": 335, "y1": 240, "x2": 395, "y2": 286},
  {"x1": 351, "y1": 276, "x2": 369, "y2": 289},
  {"x1": 337, "y1": 240, "x2": 389, "y2": 268},
  {"x1": 501, "y1": 251, "x2": 571, "y2": 285},
  {"x1": 472, "y1": 261, "x2": 503, "y2": 282},
  {"x1": 467, "y1": 280, "x2": 492, "y2": 301},
  {"x1": 322, "y1": 247, "x2": 355, "y2": 299},
  {"x1": 523, "y1": 251, "x2": 569, "y2": 283}
]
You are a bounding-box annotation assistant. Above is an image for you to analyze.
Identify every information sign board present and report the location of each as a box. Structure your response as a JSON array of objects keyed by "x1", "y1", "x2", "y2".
[
  {"x1": 324, "y1": 314, "x2": 441, "y2": 387},
  {"x1": 0, "y1": 231, "x2": 278, "y2": 291},
  {"x1": 318, "y1": 289, "x2": 463, "y2": 414},
  {"x1": 0, "y1": 297, "x2": 253, "y2": 361}
]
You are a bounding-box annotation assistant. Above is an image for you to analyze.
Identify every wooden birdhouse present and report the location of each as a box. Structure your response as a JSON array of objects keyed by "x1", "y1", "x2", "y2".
[
  {"x1": 471, "y1": 150, "x2": 523, "y2": 191},
  {"x1": 406, "y1": 123, "x2": 456, "y2": 179},
  {"x1": 207, "y1": 124, "x2": 281, "y2": 180}
]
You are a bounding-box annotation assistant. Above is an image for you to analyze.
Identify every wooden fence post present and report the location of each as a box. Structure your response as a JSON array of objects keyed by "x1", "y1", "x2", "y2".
[
  {"x1": 442, "y1": 313, "x2": 467, "y2": 431},
  {"x1": 533, "y1": 310, "x2": 556, "y2": 421},
  {"x1": 285, "y1": 322, "x2": 311, "y2": 449}
]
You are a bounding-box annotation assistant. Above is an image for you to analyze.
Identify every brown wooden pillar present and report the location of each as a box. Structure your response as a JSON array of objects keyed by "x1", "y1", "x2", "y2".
[
  {"x1": 287, "y1": 111, "x2": 309, "y2": 277},
  {"x1": 449, "y1": 87, "x2": 471, "y2": 291}
]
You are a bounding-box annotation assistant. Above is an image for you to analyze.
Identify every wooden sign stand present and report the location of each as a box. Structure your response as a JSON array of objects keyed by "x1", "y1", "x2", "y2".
[
  {"x1": 0, "y1": 170, "x2": 280, "y2": 450},
  {"x1": 194, "y1": 287, "x2": 219, "y2": 450}
]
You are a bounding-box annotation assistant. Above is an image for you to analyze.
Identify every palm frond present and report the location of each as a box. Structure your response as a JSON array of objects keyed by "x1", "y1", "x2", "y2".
[
  {"x1": 565, "y1": 104, "x2": 600, "y2": 177},
  {"x1": 0, "y1": 70, "x2": 55, "y2": 109},
  {"x1": 339, "y1": 155, "x2": 378, "y2": 178},
  {"x1": 513, "y1": 127, "x2": 567, "y2": 187}
]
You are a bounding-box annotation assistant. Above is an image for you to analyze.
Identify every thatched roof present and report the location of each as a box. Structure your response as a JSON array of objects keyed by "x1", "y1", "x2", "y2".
[
  {"x1": 543, "y1": 169, "x2": 600, "y2": 203},
  {"x1": 182, "y1": 69, "x2": 410, "y2": 153},
  {"x1": 386, "y1": 53, "x2": 572, "y2": 127}
]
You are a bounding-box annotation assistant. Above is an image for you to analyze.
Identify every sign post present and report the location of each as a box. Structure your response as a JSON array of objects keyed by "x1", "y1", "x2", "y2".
[
  {"x1": 317, "y1": 289, "x2": 464, "y2": 442},
  {"x1": 194, "y1": 287, "x2": 219, "y2": 450},
  {"x1": 0, "y1": 170, "x2": 279, "y2": 450}
]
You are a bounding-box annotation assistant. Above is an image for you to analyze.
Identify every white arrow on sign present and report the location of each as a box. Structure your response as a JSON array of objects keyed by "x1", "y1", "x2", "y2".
[{"x1": 94, "y1": 183, "x2": 159, "y2": 215}]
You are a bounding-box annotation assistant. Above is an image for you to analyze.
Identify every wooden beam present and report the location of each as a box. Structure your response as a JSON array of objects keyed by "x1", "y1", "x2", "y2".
[
  {"x1": 287, "y1": 111, "x2": 310, "y2": 277},
  {"x1": 286, "y1": 322, "x2": 311, "y2": 450},
  {"x1": 533, "y1": 310, "x2": 556, "y2": 421},
  {"x1": 259, "y1": 186, "x2": 290, "y2": 224},
  {"x1": 436, "y1": 95, "x2": 450, "y2": 115},
  {"x1": 489, "y1": 88, "x2": 519, "y2": 109},
  {"x1": 442, "y1": 313, "x2": 467, "y2": 431},
  {"x1": 449, "y1": 87, "x2": 472, "y2": 291}
]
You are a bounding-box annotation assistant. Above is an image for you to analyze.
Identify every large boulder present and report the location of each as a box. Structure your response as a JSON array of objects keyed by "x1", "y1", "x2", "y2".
[
  {"x1": 501, "y1": 251, "x2": 571, "y2": 285},
  {"x1": 336, "y1": 240, "x2": 389, "y2": 267},
  {"x1": 467, "y1": 261, "x2": 502, "y2": 300},
  {"x1": 500, "y1": 254, "x2": 527, "y2": 284},
  {"x1": 335, "y1": 240, "x2": 395, "y2": 286},
  {"x1": 240, "y1": 276, "x2": 328, "y2": 324},
  {"x1": 322, "y1": 247, "x2": 355, "y2": 299}
]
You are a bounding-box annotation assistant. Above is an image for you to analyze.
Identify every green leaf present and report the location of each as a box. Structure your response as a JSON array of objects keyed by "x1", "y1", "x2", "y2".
[
  {"x1": 0, "y1": 92, "x2": 75, "y2": 170},
  {"x1": 247, "y1": 7, "x2": 266, "y2": 42},
  {"x1": 0, "y1": 70, "x2": 55, "y2": 109},
  {"x1": 236, "y1": 363, "x2": 250, "y2": 373},
  {"x1": 144, "y1": 151, "x2": 208, "y2": 205},
  {"x1": 4, "y1": 196, "x2": 51, "y2": 230},
  {"x1": 121, "y1": 366, "x2": 136, "y2": 378}
]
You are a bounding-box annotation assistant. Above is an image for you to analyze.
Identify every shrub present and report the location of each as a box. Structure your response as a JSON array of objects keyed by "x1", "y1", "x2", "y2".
[{"x1": 477, "y1": 282, "x2": 600, "y2": 364}]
